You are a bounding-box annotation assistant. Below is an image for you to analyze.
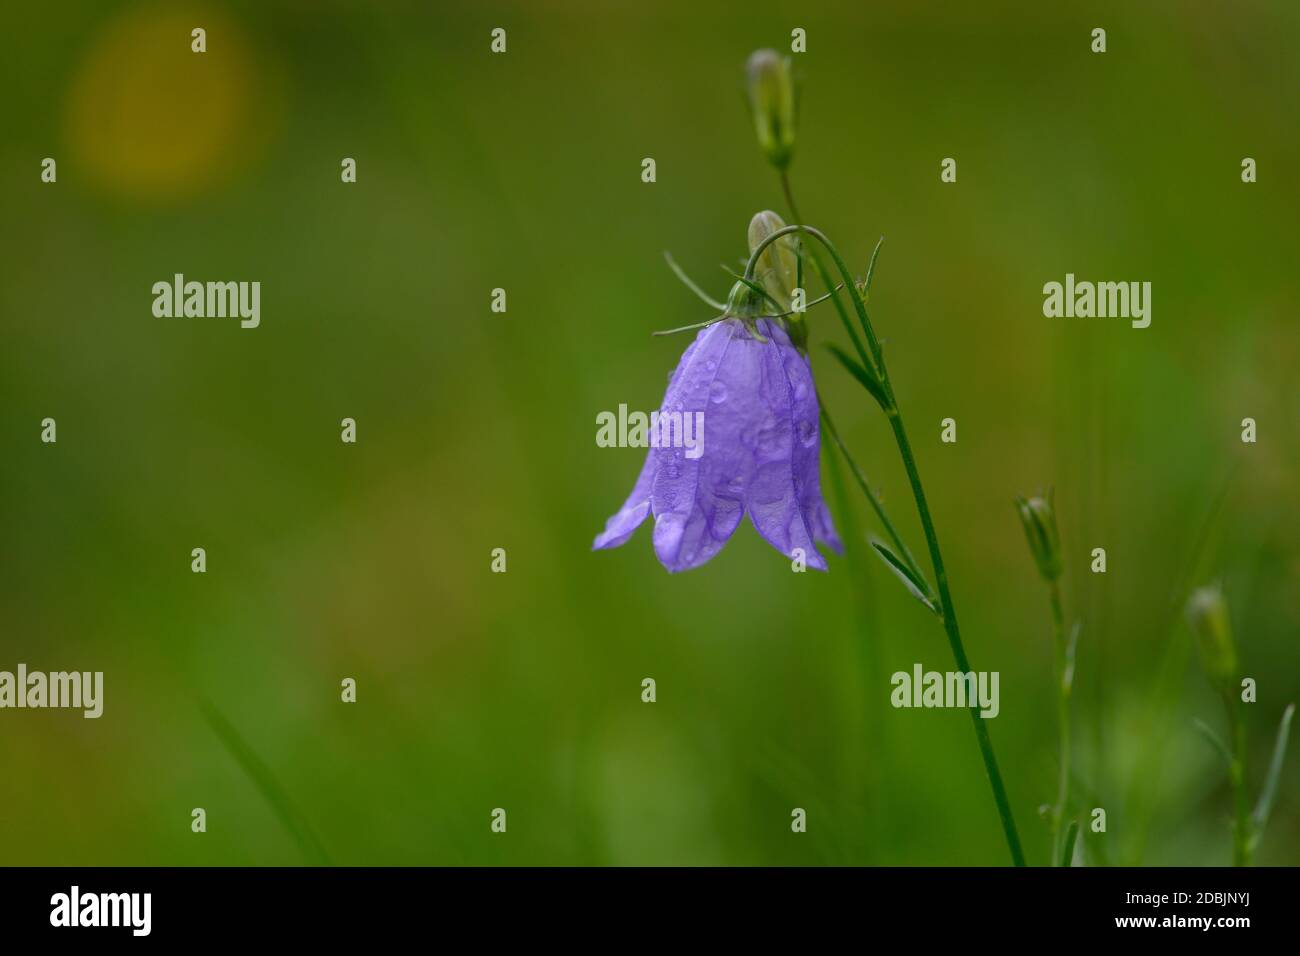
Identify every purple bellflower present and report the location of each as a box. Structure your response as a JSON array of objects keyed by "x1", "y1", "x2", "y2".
[{"x1": 593, "y1": 266, "x2": 842, "y2": 572}]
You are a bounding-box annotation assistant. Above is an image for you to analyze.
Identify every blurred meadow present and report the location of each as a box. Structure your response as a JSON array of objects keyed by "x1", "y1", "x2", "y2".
[{"x1": 0, "y1": 0, "x2": 1297, "y2": 865}]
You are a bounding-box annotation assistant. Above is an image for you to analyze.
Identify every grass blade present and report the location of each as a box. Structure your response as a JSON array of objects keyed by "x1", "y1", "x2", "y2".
[
  {"x1": 199, "y1": 699, "x2": 332, "y2": 865},
  {"x1": 1061, "y1": 820, "x2": 1079, "y2": 867},
  {"x1": 1192, "y1": 717, "x2": 1233, "y2": 769},
  {"x1": 1251, "y1": 703, "x2": 1295, "y2": 838}
]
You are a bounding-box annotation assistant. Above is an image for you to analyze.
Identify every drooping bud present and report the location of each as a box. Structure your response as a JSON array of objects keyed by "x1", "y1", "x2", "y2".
[
  {"x1": 747, "y1": 210, "x2": 799, "y2": 313},
  {"x1": 1015, "y1": 490, "x2": 1062, "y2": 582},
  {"x1": 1186, "y1": 584, "x2": 1238, "y2": 691},
  {"x1": 746, "y1": 49, "x2": 796, "y2": 170}
]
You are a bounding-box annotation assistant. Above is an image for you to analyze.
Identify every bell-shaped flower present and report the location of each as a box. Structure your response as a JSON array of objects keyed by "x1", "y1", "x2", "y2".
[{"x1": 593, "y1": 312, "x2": 841, "y2": 572}]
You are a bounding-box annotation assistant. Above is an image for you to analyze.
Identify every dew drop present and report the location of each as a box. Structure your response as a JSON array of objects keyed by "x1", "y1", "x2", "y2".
[
  {"x1": 709, "y1": 380, "x2": 728, "y2": 404},
  {"x1": 797, "y1": 419, "x2": 817, "y2": 448}
]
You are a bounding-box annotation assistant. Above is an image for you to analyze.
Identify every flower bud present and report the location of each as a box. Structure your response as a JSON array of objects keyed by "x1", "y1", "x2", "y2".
[
  {"x1": 1186, "y1": 584, "x2": 1238, "y2": 690},
  {"x1": 747, "y1": 210, "x2": 799, "y2": 313},
  {"x1": 746, "y1": 49, "x2": 795, "y2": 170},
  {"x1": 1015, "y1": 491, "x2": 1062, "y2": 582}
]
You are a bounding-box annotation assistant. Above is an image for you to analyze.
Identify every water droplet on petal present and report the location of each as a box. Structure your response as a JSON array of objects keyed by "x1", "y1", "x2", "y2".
[
  {"x1": 709, "y1": 381, "x2": 728, "y2": 404},
  {"x1": 797, "y1": 419, "x2": 817, "y2": 448}
]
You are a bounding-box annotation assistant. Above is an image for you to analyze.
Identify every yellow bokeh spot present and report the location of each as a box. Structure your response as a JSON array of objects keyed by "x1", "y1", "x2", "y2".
[{"x1": 65, "y1": 5, "x2": 260, "y2": 201}]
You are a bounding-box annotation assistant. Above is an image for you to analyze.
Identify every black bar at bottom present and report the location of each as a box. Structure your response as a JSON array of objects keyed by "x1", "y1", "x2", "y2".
[{"x1": 0, "y1": 866, "x2": 1291, "y2": 941}]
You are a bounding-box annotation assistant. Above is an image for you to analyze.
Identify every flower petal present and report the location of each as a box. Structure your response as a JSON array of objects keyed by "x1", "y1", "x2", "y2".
[
  {"x1": 771, "y1": 328, "x2": 842, "y2": 555},
  {"x1": 592, "y1": 448, "x2": 656, "y2": 550},
  {"x1": 592, "y1": 334, "x2": 703, "y2": 551},
  {"x1": 650, "y1": 320, "x2": 758, "y2": 572},
  {"x1": 743, "y1": 320, "x2": 827, "y2": 570}
]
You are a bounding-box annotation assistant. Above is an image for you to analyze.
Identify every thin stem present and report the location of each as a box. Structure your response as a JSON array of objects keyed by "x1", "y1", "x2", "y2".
[
  {"x1": 652, "y1": 286, "x2": 844, "y2": 335},
  {"x1": 1228, "y1": 694, "x2": 1251, "y2": 866},
  {"x1": 780, "y1": 168, "x2": 800, "y2": 225},
  {"x1": 749, "y1": 220, "x2": 1026, "y2": 865},
  {"x1": 882, "y1": 394, "x2": 1027, "y2": 867},
  {"x1": 1049, "y1": 579, "x2": 1071, "y2": 864},
  {"x1": 652, "y1": 316, "x2": 725, "y2": 337},
  {"x1": 820, "y1": 400, "x2": 924, "y2": 579},
  {"x1": 760, "y1": 284, "x2": 846, "y2": 320}
]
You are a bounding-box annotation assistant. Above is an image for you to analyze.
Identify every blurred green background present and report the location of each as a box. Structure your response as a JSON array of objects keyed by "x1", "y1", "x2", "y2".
[{"x1": 1, "y1": 0, "x2": 1297, "y2": 866}]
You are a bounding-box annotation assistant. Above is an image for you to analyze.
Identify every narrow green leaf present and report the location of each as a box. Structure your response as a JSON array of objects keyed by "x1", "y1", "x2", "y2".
[
  {"x1": 824, "y1": 343, "x2": 888, "y2": 410},
  {"x1": 663, "y1": 251, "x2": 726, "y2": 311},
  {"x1": 1251, "y1": 703, "x2": 1295, "y2": 837},
  {"x1": 863, "y1": 235, "x2": 885, "y2": 295},
  {"x1": 1192, "y1": 717, "x2": 1233, "y2": 769},
  {"x1": 820, "y1": 400, "x2": 927, "y2": 585},
  {"x1": 869, "y1": 538, "x2": 938, "y2": 615},
  {"x1": 199, "y1": 699, "x2": 332, "y2": 865},
  {"x1": 1061, "y1": 820, "x2": 1079, "y2": 867}
]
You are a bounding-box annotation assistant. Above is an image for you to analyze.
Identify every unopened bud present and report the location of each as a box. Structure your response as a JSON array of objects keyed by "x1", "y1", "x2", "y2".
[
  {"x1": 1015, "y1": 490, "x2": 1062, "y2": 582},
  {"x1": 747, "y1": 210, "x2": 799, "y2": 312},
  {"x1": 1186, "y1": 584, "x2": 1238, "y2": 690},
  {"x1": 746, "y1": 49, "x2": 796, "y2": 170}
]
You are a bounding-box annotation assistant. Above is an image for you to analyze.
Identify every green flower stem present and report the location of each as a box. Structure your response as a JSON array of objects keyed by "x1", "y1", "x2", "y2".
[
  {"x1": 880, "y1": 388, "x2": 1028, "y2": 868},
  {"x1": 1049, "y1": 579, "x2": 1071, "y2": 864},
  {"x1": 782, "y1": 181, "x2": 923, "y2": 586},
  {"x1": 1227, "y1": 695, "x2": 1251, "y2": 866},
  {"x1": 745, "y1": 223, "x2": 1027, "y2": 866}
]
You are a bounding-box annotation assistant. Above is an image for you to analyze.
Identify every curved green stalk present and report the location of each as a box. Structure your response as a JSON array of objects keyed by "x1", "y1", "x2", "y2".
[
  {"x1": 748, "y1": 222, "x2": 1027, "y2": 866},
  {"x1": 780, "y1": 171, "x2": 873, "y2": 374}
]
